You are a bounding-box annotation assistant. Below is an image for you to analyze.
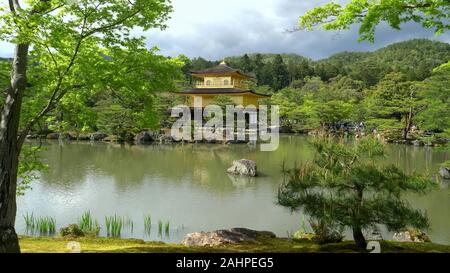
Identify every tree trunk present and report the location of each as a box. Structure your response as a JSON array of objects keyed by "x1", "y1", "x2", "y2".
[
  {"x1": 352, "y1": 227, "x2": 367, "y2": 249},
  {"x1": 402, "y1": 108, "x2": 413, "y2": 140},
  {"x1": 352, "y1": 187, "x2": 367, "y2": 250},
  {"x1": 0, "y1": 43, "x2": 29, "y2": 253}
]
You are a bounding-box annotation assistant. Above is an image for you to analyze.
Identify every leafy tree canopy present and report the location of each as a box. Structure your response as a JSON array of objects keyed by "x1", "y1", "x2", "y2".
[
  {"x1": 416, "y1": 63, "x2": 450, "y2": 131},
  {"x1": 298, "y1": 0, "x2": 450, "y2": 42}
]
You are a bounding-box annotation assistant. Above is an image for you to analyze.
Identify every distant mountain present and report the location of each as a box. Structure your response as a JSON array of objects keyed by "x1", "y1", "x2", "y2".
[
  {"x1": 223, "y1": 39, "x2": 450, "y2": 68},
  {"x1": 209, "y1": 39, "x2": 450, "y2": 88},
  {"x1": 315, "y1": 39, "x2": 450, "y2": 84},
  {"x1": 226, "y1": 53, "x2": 311, "y2": 65}
]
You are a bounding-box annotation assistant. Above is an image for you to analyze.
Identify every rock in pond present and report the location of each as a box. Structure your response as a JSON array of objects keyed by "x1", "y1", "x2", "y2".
[
  {"x1": 439, "y1": 167, "x2": 450, "y2": 180},
  {"x1": 181, "y1": 228, "x2": 276, "y2": 247},
  {"x1": 227, "y1": 159, "x2": 257, "y2": 177}
]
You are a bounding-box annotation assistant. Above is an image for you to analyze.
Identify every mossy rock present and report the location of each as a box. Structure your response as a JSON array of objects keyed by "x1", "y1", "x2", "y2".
[
  {"x1": 103, "y1": 135, "x2": 118, "y2": 142},
  {"x1": 409, "y1": 229, "x2": 431, "y2": 243},
  {"x1": 393, "y1": 229, "x2": 431, "y2": 243},
  {"x1": 292, "y1": 231, "x2": 316, "y2": 241},
  {"x1": 60, "y1": 224, "x2": 84, "y2": 238}
]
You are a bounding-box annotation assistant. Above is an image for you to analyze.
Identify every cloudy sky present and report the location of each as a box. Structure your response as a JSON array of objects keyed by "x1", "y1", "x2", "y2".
[{"x1": 1, "y1": 0, "x2": 449, "y2": 60}]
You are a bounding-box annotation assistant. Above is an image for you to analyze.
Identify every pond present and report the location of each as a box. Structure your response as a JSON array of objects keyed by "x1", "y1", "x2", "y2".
[{"x1": 17, "y1": 135, "x2": 450, "y2": 244}]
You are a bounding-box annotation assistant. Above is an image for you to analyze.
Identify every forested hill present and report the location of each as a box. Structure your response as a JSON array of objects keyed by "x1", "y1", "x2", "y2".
[
  {"x1": 0, "y1": 58, "x2": 10, "y2": 88},
  {"x1": 227, "y1": 53, "x2": 311, "y2": 65},
  {"x1": 315, "y1": 39, "x2": 450, "y2": 85},
  {"x1": 185, "y1": 39, "x2": 450, "y2": 90}
]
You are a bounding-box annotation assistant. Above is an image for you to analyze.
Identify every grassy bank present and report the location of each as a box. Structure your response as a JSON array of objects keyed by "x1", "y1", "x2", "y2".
[{"x1": 19, "y1": 236, "x2": 450, "y2": 253}]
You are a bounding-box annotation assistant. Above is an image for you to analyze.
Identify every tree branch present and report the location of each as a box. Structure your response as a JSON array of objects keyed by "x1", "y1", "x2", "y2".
[
  {"x1": 17, "y1": 12, "x2": 89, "y2": 145},
  {"x1": 81, "y1": 9, "x2": 141, "y2": 38},
  {"x1": 17, "y1": 2, "x2": 143, "y2": 143},
  {"x1": 9, "y1": 0, "x2": 22, "y2": 14},
  {"x1": 291, "y1": 1, "x2": 437, "y2": 33}
]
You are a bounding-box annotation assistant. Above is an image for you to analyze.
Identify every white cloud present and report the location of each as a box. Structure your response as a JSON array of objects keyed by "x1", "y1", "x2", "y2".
[
  {"x1": 0, "y1": 0, "x2": 449, "y2": 59},
  {"x1": 144, "y1": 0, "x2": 449, "y2": 60},
  {"x1": 0, "y1": 41, "x2": 14, "y2": 57}
]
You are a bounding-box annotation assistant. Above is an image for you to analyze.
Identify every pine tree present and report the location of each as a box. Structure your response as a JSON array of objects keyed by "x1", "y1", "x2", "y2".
[
  {"x1": 278, "y1": 137, "x2": 436, "y2": 249},
  {"x1": 241, "y1": 54, "x2": 254, "y2": 73},
  {"x1": 271, "y1": 55, "x2": 290, "y2": 91},
  {"x1": 254, "y1": 54, "x2": 266, "y2": 85},
  {"x1": 364, "y1": 72, "x2": 424, "y2": 139}
]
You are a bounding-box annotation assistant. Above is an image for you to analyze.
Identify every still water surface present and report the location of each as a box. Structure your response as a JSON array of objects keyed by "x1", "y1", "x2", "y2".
[{"x1": 17, "y1": 135, "x2": 450, "y2": 244}]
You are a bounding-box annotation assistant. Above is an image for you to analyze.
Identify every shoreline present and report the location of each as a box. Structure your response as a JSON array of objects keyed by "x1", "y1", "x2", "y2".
[
  {"x1": 26, "y1": 131, "x2": 449, "y2": 148},
  {"x1": 18, "y1": 235, "x2": 450, "y2": 253}
]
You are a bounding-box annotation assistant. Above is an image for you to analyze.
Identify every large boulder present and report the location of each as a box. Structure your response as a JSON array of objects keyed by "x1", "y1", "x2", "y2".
[
  {"x1": 227, "y1": 159, "x2": 257, "y2": 177},
  {"x1": 439, "y1": 167, "x2": 450, "y2": 180},
  {"x1": 181, "y1": 228, "x2": 275, "y2": 247}
]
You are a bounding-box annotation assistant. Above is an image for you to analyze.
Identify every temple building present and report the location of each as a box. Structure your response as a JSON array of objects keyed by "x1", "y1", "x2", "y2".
[{"x1": 178, "y1": 61, "x2": 269, "y2": 108}]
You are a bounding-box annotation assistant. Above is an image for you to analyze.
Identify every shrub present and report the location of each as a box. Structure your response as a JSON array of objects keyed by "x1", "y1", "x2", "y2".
[
  {"x1": 310, "y1": 220, "x2": 344, "y2": 245},
  {"x1": 60, "y1": 224, "x2": 84, "y2": 238}
]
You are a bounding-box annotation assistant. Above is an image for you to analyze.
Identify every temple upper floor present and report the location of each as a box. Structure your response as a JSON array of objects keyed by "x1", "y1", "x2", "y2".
[
  {"x1": 194, "y1": 76, "x2": 249, "y2": 89},
  {"x1": 190, "y1": 61, "x2": 255, "y2": 90}
]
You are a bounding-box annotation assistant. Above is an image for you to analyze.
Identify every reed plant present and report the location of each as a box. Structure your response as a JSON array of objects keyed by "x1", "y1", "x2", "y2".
[
  {"x1": 23, "y1": 212, "x2": 35, "y2": 231},
  {"x1": 105, "y1": 215, "x2": 122, "y2": 238},
  {"x1": 78, "y1": 211, "x2": 100, "y2": 236},
  {"x1": 123, "y1": 217, "x2": 134, "y2": 233},
  {"x1": 144, "y1": 215, "x2": 152, "y2": 235},
  {"x1": 35, "y1": 216, "x2": 56, "y2": 235},
  {"x1": 165, "y1": 221, "x2": 170, "y2": 235},
  {"x1": 158, "y1": 220, "x2": 163, "y2": 236}
]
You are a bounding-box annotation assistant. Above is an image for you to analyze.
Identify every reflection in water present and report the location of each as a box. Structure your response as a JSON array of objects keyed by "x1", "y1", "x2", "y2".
[
  {"x1": 17, "y1": 135, "x2": 450, "y2": 244},
  {"x1": 227, "y1": 174, "x2": 256, "y2": 188}
]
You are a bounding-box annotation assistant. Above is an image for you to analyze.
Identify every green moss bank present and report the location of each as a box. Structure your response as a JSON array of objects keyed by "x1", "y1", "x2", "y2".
[{"x1": 19, "y1": 236, "x2": 450, "y2": 253}]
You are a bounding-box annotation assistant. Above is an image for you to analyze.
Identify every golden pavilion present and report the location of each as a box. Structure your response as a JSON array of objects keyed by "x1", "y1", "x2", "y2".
[{"x1": 178, "y1": 61, "x2": 269, "y2": 108}]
